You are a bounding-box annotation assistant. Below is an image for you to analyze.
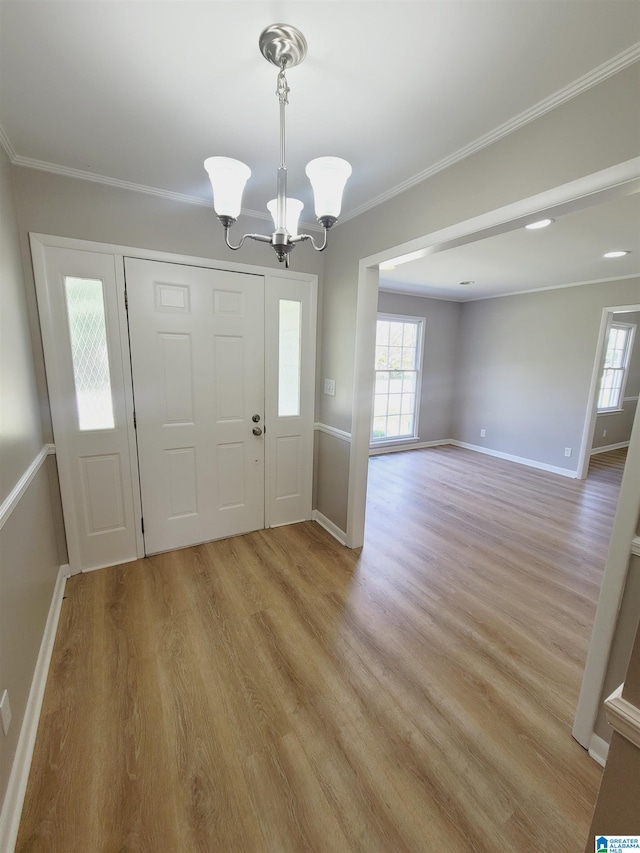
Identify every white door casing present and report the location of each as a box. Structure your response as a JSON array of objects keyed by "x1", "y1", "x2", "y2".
[
  {"x1": 31, "y1": 244, "x2": 140, "y2": 572},
  {"x1": 126, "y1": 258, "x2": 266, "y2": 554}
]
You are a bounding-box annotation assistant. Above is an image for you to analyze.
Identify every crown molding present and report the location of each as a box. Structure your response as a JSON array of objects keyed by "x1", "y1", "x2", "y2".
[
  {"x1": 338, "y1": 43, "x2": 640, "y2": 225},
  {"x1": 9, "y1": 153, "x2": 323, "y2": 231},
  {"x1": 3, "y1": 44, "x2": 638, "y2": 229}
]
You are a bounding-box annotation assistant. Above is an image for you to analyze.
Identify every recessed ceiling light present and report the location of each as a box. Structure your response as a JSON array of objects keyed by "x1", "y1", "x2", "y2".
[
  {"x1": 525, "y1": 218, "x2": 554, "y2": 230},
  {"x1": 459, "y1": 280, "x2": 475, "y2": 286},
  {"x1": 603, "y1": 250, "x2": 630, "y2": 258}
]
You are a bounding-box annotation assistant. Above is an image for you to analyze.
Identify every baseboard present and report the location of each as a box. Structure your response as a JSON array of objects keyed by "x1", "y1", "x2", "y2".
[
  {"x1": 449, "y1": 441, "x2": 578, "y2": 478},
  {"x1": 312, "y1": 510, "x2": 347, "y2": 545},
  {"x1": 0, "y1": 563, "x2": 69, "y2": 853},
  {"x1": 590, "y1": 441, "x2": 630, "y2": 455},
  {"x1": 588, "y1": 733, "x2": 610, "y2": 767},
  {"x1": 369, "y1": 439, "x2": 449, "y2": 456}
]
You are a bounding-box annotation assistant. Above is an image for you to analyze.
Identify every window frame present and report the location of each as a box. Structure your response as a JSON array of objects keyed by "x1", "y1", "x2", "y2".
[
  {"x1": 370, "y1": 312, "x2": 426, "y2": 446},
  {"x1": 596, "y1": 321, "x2": 636, "y2": 414}
]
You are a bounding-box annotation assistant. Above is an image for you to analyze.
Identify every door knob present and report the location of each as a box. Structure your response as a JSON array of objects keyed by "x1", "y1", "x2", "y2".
[
  {"x1": 252, "y1": 414, "x2": 261, "y2": 422},
  {"x1": 252, "y1": 426, "x2": 263, "y2": 436}
]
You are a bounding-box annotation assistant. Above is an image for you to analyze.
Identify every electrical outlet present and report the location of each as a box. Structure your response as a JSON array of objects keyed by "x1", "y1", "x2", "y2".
[
  {"x1": 0, "y1": 690, "x2": 11, "y2": 736},
  {"x1": 323, "y1": 378, "x2": 336, "y2": 397},
  {"x1": 564, "y1": 447, "x2": 572, "y2": 458},
  {"x1": 480, "y1": 429, "x2": 486, "y2": 438},
  {"x1": 602, "y1": 429, "x2": 607, "y2": 438}
]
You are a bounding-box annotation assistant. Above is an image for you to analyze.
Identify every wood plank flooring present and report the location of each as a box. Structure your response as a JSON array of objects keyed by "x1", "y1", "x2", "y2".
[{"x1": 17, "y1": 447, "x2": 627, "y2": 852}]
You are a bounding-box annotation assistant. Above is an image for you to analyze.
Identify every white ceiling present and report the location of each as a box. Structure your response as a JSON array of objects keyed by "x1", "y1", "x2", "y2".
[
  {"x1": 379, "y1": 190, "x2": 640, "y2": 301},
  {"x1": 1, "y1": 0, "x2": 639, "y2": 227}
]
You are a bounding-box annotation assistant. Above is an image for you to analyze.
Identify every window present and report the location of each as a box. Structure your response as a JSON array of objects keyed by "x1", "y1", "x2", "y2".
[
  {"x1": 371, "y1": 314, "x2": 424, "y2": 442},
  {"x1": 278, "y1": 299, "x2": 302, "y2": 417},
  {"x1": 597, "y1": 322, "x2": 636, "y2": 413},
  {"x1": 64, "y1": 276, "x2": 115, "y2": 431}
]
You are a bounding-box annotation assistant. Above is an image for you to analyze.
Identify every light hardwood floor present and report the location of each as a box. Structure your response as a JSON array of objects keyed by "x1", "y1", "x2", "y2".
[{"x1": 17, "y1": 447, "x2": 627, "y2": 852}]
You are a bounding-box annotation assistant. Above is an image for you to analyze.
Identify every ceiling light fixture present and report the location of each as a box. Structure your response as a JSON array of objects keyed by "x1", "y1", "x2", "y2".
[
  {"x1": 525, "y1": 218, "x2": 554, "y2": 230},
  {"x1": 603, "y1": 250, "x2": 630, "y2": 258},
  {"x1": 204, "y1": 24, "x2": 352, "y2": 268},
  {"x1": 379, "y1": 262, "x2": 397, "y2": 271},
  {"x1": 459, "y1": 280, "x2": 475, "y2": 286}
]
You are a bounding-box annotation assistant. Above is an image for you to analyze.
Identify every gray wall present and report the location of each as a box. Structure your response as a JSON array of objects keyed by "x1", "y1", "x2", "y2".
[
  {"x1": 318, "y1": 62, "x2": 640, "y2": 527},
  {"x1": 0, "y1": 147, "x2": 59, "y2": 811},
  {"x1": 452, "y1": 280, "x2": 640, "y2": 470},
  {"x1": 377, "y1": 291, "x2": 460, "y2": 444},
  {"x1": 593, "y1": 310, "x2": 640, "y2": 451}
]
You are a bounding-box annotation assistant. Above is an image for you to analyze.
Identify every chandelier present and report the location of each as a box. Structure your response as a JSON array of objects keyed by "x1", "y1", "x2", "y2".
[{"x1": 204, "y1": 24, "x2": 352, "y2": 268}]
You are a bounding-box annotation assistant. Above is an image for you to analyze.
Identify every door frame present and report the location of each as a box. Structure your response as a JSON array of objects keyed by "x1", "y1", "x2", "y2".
[
  {"x1": 576, "y1": 302, "x2": 640, "y2": 478},
  {"x1": 30, "y1": 233, "x2": 318, "y2": 569},
  {"x1": 346, "y1": 157, "x2": 640, "y2": 548}
]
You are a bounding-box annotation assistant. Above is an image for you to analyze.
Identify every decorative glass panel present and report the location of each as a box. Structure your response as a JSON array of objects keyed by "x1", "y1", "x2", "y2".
[
  {"x1": 64, "y1": 277, "x2": 115, "y2": 431},
  {"x1": 278, "y1": 299, "x2": 301, "y2": 417}
]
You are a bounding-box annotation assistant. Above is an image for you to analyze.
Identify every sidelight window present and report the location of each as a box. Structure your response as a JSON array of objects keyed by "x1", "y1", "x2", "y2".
[{"x1": 278, "y1": 299, "x2": 302, "y2": 417}]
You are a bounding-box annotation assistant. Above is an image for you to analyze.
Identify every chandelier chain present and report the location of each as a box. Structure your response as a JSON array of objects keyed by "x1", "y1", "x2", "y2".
[{"x1": 277, "y1": 65, "x2": 290, "y2": 105}]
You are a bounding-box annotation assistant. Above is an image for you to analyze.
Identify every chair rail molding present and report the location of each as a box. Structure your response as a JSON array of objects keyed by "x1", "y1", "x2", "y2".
[
  {"x1": 605, "y1": 684, "x2": 640, "y2": 751},
  {"x1": 0, "y1": 444, "x2": 55, "y2": 531}
]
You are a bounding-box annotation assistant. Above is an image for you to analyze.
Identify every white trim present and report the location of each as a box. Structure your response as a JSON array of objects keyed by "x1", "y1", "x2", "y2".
[
  {"x1": 380, "y1": 273, "x2": 640, "y2": 305},
  {"x1": 8, "y1": 151, "x2": 323, "y2": 232},
  {"x1": 605, "y1": 684, "x2": 640, "y2": 751},
  {"x1": 369, "y1": 439, "x2": 449, "y2": 456},
  {"x1": 0, "y1": 564, "x2": 70, "y2": 853},
  {"x1": 314, "y1": 422, "x2": 352, "y2": 442},
  {"x1": 312, "y1": 510, "x2": 347, "y2": 546},
  {"x1": 577, "y1": 305, "x2": 640, "y2": 480},
  {"x1": 0, "y1": 445, "x2": 55, "y2": 531},
  {"x1": 0, "y1": 123, "x2": 16, "y2": 160},
  {"x1": 624, "y1": 395, "x2": 640, "y2": 403},
  {"x1": 449, "y1": 441, "x2": 577, "y2": 478},
  {"x1": 338, "y1": 46, "x2": 640, "y2": 225},
  {"x1": 361, "y1": 160, "x2": 640, "y2": 275},
  {"x1": 590, "y1": 441, "x2": 631, "y2": 455},
  {"x1": 465, "y1": 273, "x2": 640, "y2": 304},
  {"x1": 573, "y1": 398, "x2": 640, "y2": 748},
  {"x1": 588, "y1": 733, "x2": 610, "y2": 767},
  {"x1": 631, "y1": 537, "x2": 640, "y2": 558}
]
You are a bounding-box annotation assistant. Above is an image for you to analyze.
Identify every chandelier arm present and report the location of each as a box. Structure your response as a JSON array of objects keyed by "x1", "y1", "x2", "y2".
[
  {"x1": 224, "y1": 228, "x2": 273, "y2": 252},
  {"x1": 290, "y1": 229, "x2": 329, "y2": 252}
]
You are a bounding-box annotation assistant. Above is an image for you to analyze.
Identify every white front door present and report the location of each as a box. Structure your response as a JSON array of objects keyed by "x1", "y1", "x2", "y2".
[
  {"x1": 125, "y1": 258, "x2": 265, "y2": 554},
  {"x1": 32, "y1": 244, "x2": 140, "y2": 572}
]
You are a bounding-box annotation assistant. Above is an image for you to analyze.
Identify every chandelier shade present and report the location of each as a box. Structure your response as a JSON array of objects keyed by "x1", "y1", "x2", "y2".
[
  {"x1": 203, "y1": 24, "x2": 351, "y2": 267},
  {"x1": 305, "y1": 157, "x2": 353, "y2": 222},
  {"x1": 267, "y1": 197, "x2": 304, "y2": 238},
  {"x1": 204, "y1": 157, "x2": 251, "y2": 221}
]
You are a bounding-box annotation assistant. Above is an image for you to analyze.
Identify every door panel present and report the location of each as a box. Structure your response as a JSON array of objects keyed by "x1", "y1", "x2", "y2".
[
  {"x1": 265, "y1": 276, "x2": 317, "y2": 527},
  {"x1": 125, "y1": 258, "x2": 265, "y2": 554},
  {"x1": 32, "y1": 245, "x2": 139, "y2": 572}
]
